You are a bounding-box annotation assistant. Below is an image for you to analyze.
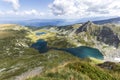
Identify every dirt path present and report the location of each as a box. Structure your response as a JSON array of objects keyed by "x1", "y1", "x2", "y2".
[{"x1": 14, "y1": 67, "x2": 43, "y2": 80}]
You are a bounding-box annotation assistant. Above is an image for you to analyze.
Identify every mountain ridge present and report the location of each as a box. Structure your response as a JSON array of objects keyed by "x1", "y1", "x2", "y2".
[{"x1": 93, "y1": 17, "x2": 120, "y2": 24}]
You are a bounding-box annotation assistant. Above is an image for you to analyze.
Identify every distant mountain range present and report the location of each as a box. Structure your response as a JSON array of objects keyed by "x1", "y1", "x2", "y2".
[
  {"x1": 0, "y1": 19, "x2": 76, "y2": 27},
  {"x1": 93, "y1": 17, "x2": 120, "y2": 24},
  {"x1": 0, "y1": 17, "x2": 120, "y2": 27}
]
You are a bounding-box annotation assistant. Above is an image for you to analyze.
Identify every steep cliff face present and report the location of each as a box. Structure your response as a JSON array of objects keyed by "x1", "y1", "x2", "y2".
[
  {"x1": 96, "y1": 26, "x2": 120, "y2": 48},
  {"x1": 75, "y1": 21, "x2": 120, "y2": 48},
  {"x1": 75, "y1": 21, "x2": 93, "y2": 34}
]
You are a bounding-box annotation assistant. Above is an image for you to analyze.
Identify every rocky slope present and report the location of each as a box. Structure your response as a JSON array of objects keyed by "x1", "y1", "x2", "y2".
[
  {"x1": 0, "y1": 24, "x2": 85, "y2": 80},
  {"x1": 41, "y1": 21, "x2": 120, "y2": 62}
]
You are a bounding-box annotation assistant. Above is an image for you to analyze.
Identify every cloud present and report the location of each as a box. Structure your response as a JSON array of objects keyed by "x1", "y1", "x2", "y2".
[
  {"x1": 49, "y1": 0, "x2": 120, "y2": 18},
  {"x1": 23, "y1": 9, "x2": 44, "y2": 16},
  {"x1": 0, "y1": 9, "x2": 45, "y2": 16},
  {"x1": 3, "y1": 0, "x2": 20, "y2": 10}
]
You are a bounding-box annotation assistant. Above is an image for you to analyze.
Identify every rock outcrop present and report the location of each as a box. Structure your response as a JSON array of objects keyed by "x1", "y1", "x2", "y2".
[
  {"x1": 75, "y1": 21, "x2": 93, "y2": 34},
  {"x1": 96, "y1": 26, "x2": 120, "y2": 48},
  {"x1": 75, "y1": 21, "x2": 120, "y2": 48}
]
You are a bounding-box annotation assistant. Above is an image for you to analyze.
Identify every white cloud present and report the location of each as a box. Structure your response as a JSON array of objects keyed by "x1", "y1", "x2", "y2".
[
  {"x1": 49, "y1": 0, "x2": 120, "y2": 18},
  {"x1": 0, "y1": 9, "x2": 45, "y2": 17},
  {"x1": 23, "y1": 9, "x2": 44, "y2": 16},
  {"x1": 3, "y1": 0, "x2": 20, "y2": 10}
]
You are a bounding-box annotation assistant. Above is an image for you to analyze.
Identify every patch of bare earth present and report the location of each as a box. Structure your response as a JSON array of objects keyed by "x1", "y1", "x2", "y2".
[{"x1": 14, "y1": 67, "x2": 43, "y2": 80}]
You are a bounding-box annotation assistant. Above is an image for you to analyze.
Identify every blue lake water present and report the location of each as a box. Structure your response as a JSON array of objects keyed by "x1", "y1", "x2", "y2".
[
  {"x1": 31, "y1": 39, "x2": 103, "y2": 59},
  {"x1": 36, "y1": 32, "x2": 46, "y2": 36},
  {"x1": 65, "y1": 46, "x2": 103, "y2": 60},
  {"x1": 31, "y1": 39, "x2": 48, "y2": 53}
]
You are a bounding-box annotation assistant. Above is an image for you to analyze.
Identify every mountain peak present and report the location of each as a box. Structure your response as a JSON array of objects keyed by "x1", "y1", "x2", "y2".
[{"x1": 75, "y1": 21, "x2": 93, "y2": 34}]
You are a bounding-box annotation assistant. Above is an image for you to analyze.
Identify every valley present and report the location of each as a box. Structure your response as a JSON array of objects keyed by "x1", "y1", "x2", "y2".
[
  {"x1": 32, "y1": 21, "x2": 120, "y2": 62},
  {"x1": 0, "y1": 22, "x2": 120, "y2": 80}
]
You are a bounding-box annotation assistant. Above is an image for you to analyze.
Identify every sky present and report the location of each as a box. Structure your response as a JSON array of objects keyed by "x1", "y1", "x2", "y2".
[{"x1": 0, "y1": 0, "x2": 120, "y2": 20}]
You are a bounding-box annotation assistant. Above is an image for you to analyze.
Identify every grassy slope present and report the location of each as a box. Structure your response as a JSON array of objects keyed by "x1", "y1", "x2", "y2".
[
  {"x1": 0, "y1": 25, "x2": 120, "y2": 80},
  {"x1": 27, "y1": 26, "x2": 120, "y2": 80},
  {"x1": 28, "y1": 59, "x2": 120, "y2": 80},
  {"x1": 0, "y1": 25, "x2": 79, "y2": 80}
]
